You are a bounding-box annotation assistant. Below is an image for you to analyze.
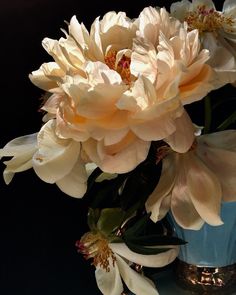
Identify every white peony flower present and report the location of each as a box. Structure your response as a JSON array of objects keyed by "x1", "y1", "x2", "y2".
[
  {"x1": 28, "y1": 8, "x2": 216, "y2": 172},
  {"x1": 132, "y1": 7, "x2": 214, "y2": 104},
  {"x1": 0, "y1": 120, "x2": 95, "y2": 198},
  {"x1": 76, "y1": 232, "x2": 178, "y2": 295},
  {"x1": 171, "y1": 0, "x2": 236, "y2": 86},
  {"x1": 146, "y1": 130, "x2": 236, "y2": 230}
]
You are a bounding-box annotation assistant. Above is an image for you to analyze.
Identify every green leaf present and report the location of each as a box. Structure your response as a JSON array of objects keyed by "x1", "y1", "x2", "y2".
[
  {"x1": 120, "y1": 160, "x2": 162, "y2": 211},
  {"x1": 109, "y1": 236, "x2": 123, "y2": 243},
  {"x1": 95, "y1": 172, "x2": 118, "y2": 182},
  {"x1": 125, "y1": 235, "x2": 186, "y2": 246},
  {"x1": 87, "y1": 208, "x2": 100, "y2": 232},
  {"x1": 124, "y1": 214, "x2": 150, "y2": 238},
  {"x1": 124, "y1": 239, "x2": 172, "y2": 255},
  {"x1": 216, "y1": 110, "x2": 236, "y2": 131},
  {"x1": 85, "y1": 174, "x2": 128, "y2": 208},
  {"x1": 97, "y1": 208, "x2": 126, "y2": 236}
]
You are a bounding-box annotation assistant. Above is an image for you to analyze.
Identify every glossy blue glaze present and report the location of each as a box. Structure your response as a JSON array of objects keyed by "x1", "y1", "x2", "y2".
[{"x1": 170, "y1": 201, "x2": 236, "y2": 267}]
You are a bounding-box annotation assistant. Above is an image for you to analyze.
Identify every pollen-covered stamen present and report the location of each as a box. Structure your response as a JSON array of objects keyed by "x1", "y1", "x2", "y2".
[
  {"x1": 105, "y1": 50, "x2": 131, "y2": 85},
  {"x1": 76, "y1": 232, "x2": 116, "y2": 272},
  {"x1": 104, "y1": 50, "x2": 117, "y2": 70},
  {"x1": 117, "y1": 54, "x2": 131, "y2": 85},
  {"x1": 185, "y1": 5, "x2": 234, "y2": 34}
]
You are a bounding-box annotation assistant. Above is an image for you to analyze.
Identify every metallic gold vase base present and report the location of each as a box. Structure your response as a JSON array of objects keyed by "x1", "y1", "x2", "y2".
[{"x1": 175, "y1": 260, "x2": 236, "y2": 294}]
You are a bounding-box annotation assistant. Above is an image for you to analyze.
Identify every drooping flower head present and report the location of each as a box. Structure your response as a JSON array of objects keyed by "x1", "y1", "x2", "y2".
[
  {"x1": 75, "y1": 207, "x2": 179, "y2": 295},
  {"x1": 146, "y1": 130, "x2": 236, "y2": 230}
]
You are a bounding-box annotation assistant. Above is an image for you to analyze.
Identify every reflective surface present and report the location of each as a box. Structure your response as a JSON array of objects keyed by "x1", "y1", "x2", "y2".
[
  {"x1": 170, "y1": 201, "x2": 236, "y2": 267},
  {"x1": 175, "y1": 260, "x2": 236, "y2": 294}
]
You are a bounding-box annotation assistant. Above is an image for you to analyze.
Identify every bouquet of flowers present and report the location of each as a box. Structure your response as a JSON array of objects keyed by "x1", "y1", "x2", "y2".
[{"x1": 1, "y1": 0, "x2": 236, "y2": 294}]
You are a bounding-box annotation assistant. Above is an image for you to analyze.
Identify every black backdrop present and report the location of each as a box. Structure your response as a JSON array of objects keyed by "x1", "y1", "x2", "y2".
[{"x1": 0, "y1": 0, "x2": 231, "y2": 294}]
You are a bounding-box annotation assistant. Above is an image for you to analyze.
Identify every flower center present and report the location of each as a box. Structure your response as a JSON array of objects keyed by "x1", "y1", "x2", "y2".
[
  {"x1": 105, "y1": 50, "x2": 131, "y2": 85},
  {"x1": 185, "y1": 5, "x2": 234, "y2": 34},
  {"x1": 76, "y1": 232, "x2": 116, "y2": 272}
]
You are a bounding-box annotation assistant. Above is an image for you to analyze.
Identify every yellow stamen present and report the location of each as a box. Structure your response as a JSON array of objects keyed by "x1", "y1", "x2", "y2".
[
  {"x1": 185, "y1": 5, "x2": 234, "y2": 34},
  {"x1": 104, "y1": 50, "x2": 131, "y2": 85},
  {"x1": 77, "y1": 232, "x2": 116, "y2": 272}
]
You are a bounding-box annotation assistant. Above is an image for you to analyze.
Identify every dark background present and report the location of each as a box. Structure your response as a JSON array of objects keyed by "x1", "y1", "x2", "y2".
[{"x1": 0, "y1": 1, "x2": 232, "y2": 294}]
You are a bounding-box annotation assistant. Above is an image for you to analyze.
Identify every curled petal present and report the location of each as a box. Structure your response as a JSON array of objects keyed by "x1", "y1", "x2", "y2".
[
  {"x1": 0, "y1": 133, "x2": 38, "y2": 184},
  {"x1": 115, "y1": 254, "x2": 159, "y2": 295},
  {"x1": 110, "y1": 243, "x2": 178, "y2": 268},
  {"x1": 32, "y1": 120, "x2": 80, "y2": 183}
]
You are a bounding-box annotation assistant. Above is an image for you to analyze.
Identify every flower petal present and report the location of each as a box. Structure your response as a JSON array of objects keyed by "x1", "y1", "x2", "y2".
[
  {"x1": 95, "y1": 258, "x2": 123, "y2": 295},
  {"x1": 146, "y1": 153, "x2": 176, "y2": 222},
  {"x1": 171, "y1": 154, "x2": 205, "y2": 230},
  {"x1": 110, "y1": 243, "x2": 178, "y2": 268},
  {"x1": 0, "y1": 133, "x2": 38, "y2": 184},
  {"x1": 56, "y1": 159, "x2": 88, "y2": 198},
  {"x1": 184, "y1": 152, "x2": 223, "y2": 226},
  {"x1": 197, "y1": 130, "x2": 236, "y2": 201},
  {"x1": 115, "y1": 254, "x2": 159, "y2": 295},
  {"x1": 83, "y1": 135, "x2": 150, "y2": 173},
  {"x1": 32, "y1": 120, "x2": 80, "y2": 183},
  {"x1": 164, "y1": 110, "x2": 195, "y2": 153}
]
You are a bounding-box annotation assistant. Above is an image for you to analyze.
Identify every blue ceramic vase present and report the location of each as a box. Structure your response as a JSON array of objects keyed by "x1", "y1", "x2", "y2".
[{"x1": 170, "y1": 201, "x2": 236, "y2": 293}]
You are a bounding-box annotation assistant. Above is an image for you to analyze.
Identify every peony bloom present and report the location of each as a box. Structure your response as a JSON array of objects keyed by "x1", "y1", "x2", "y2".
[
  {"x1": 28, "y1": 7, "x2": 217, "y2": 172},
  {"x1": 132, "y1": 6, "x2": 214, "y2": 104},
  {"x1": 171, "y1": 0, "x2": 236, "y2": 86},
  {"x1": 76, "y1": 231, "x2": 178, "y2": 295},
  {"x1": 0, "y1": 120, "x2": 95, "y2": 198},
  {"x1": 146, "y1": 130, "x2": 236, "y2": 230}
]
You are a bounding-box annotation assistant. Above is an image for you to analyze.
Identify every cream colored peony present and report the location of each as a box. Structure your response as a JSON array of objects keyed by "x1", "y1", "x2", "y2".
[
  {"x1": 146, "y1": 130, "x2": 236, "y2": 230},
  {"x1": 133, "y1": 7, "x2": 214, "y2": 104},
  {"x1": 171, "y1": 0, "x2": 236, "y2": 86},
  {"x1": 0, "y1": 120, "x2": 95, "y2": 198},
  {"x1": 28, "y1": 8, "x2": 217, "y2": 174},
  {"x1": 77, "y1": 231, "x2": 178, "y2": 295}
]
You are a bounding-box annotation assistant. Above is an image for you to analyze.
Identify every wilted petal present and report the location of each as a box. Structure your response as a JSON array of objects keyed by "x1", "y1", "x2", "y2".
[
  {"x1": 110, "y1": 243, "x2": 178, "y2": 268},
  {"x1": 115, "y1": 254, "x2": 159, "y2": 295},
  {"x1": 95, "y1": 259, "x2": 123, "y2": 295},
  {"x1": 32, "y1": 120, "x2": 80, "y2": 183}
]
